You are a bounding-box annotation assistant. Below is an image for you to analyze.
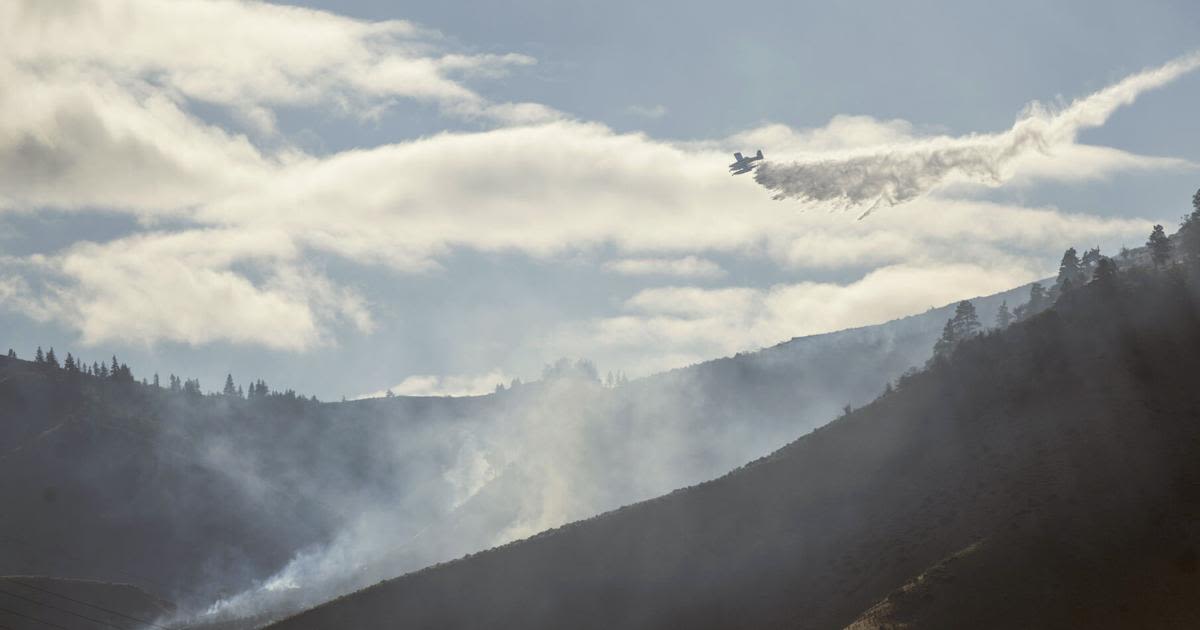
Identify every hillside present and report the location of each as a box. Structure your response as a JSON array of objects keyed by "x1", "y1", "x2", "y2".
[
  {"x1": 268, "y1": 263, "x2": 1200, "y2": 629},
  {"x1": 0, "y1": 576, "x2": 173, "y2": 630},
  {"x1": 0, "y1": 281, "x2": 1029, "y2": 623}
]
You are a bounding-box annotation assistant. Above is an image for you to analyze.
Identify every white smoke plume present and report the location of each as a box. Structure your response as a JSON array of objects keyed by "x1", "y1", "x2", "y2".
[{"x1": 754, "y1": 52, "x2": 1200, "y2": 214}]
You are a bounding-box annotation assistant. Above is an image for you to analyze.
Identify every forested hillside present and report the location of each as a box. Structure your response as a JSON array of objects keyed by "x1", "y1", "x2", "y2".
[{"x1": 270, "y1": 258, "x2": 1200, "y2": 629}]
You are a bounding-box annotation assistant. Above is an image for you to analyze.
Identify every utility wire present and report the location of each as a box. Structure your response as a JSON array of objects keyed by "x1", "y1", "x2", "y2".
[
  {"x1": 0, "y1": 535, "x2": 140, "y2": 586},
  {"x1": 9, "y1": 580, "x2": 168, "y2": 630},
  {"x1": 0, "y1": 603, "x2": 76, "y2": 630},
  {"x1": 0, "y1": 588, "x2": 127, "y2": 630}
]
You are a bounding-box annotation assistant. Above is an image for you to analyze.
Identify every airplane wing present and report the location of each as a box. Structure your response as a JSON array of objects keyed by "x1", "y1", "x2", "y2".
[{"x1": 733, "y1": 152, "x2": 744, "y2": 162}]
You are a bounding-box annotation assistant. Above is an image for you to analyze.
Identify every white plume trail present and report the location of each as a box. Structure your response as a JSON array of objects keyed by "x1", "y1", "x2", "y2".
[{"x1": 754, "y1": 52, "x2": 1200, "y2": 214}]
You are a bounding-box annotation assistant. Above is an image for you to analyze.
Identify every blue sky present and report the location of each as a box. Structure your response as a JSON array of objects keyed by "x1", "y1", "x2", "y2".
[{"x1": 1, "y1": 0, "x2": 1198, "y2": 399}]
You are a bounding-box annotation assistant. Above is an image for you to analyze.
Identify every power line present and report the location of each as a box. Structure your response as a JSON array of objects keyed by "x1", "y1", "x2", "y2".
[
  {"x1": 0, "y1": 603, "x2": 75, "y2": 630},
  {"x1": 0, "y1": 587, "x2": 127, "y2": 630},
  {"x1": 9, "y1": 580, "x2": 168, "y2": 630},
  {"x1": 0, "y1": 535, "x2": 140, "y2": 586}
]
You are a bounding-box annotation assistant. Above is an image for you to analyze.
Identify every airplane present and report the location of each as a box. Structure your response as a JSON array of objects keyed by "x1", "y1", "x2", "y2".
[{"x1": 729, "y1": 150, "x2": 764, "y2": 175}]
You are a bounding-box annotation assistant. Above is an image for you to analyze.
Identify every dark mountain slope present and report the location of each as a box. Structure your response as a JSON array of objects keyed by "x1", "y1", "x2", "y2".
[
  {"x1": 0, "y1": 576, "x2": 173, "y2": 630},
  {"x1": 0, "y1": 282, "x2": 1028, "y2": 617},
  {"x1": 269, "y1": 266, "x2": 1200, "y2": 630},
  {"x1": 0, "y1": 365, "x2": 493, "y2": 605}
]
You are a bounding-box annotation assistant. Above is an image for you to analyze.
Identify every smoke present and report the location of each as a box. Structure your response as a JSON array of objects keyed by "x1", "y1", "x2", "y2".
[
  {"x1": 173, "y1": 306, "x2": 976, "y2": 627},
  {"x1": 754, "y1": 52, "x2": 1200, "y2": 214},
  {"x1": 181, "y1": 281, "x2": 1031, "y2": 626}
]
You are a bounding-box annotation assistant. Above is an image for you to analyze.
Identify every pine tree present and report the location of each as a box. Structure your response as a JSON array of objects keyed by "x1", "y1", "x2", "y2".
[
  {"x1": 64, "y1": 353, "x2": 77, "y2": 372},
  {"x1": 952, "y1": 300, "x2": 981, "y2": 339},
  {"x1": 45, "y1": 348, "x2": 59, "y2": 369},
  {"x1": 932, "y1": 319, "x2": 957, "y2": 359},
  {"x1": 6, "y1": 349, "x2": 15, "y2": 359},
  {"x1": 34, "y1": 346, "x2": 44, "y2": 363},
  {"x1": 223, "y1": 374, "x2": 237, "y2": 396},
  {"x1": 1148, "y1": 224, "x2": 1172, "y2": 268},
  {"x1": 1056, "y1": 247, "x2": 1083, "y2": 295},
  {"x1": 237, "y1": 385, "x2": 244, "y2": 398},
  {"x1": 1093, "y1": 257, "x2": 1118, "y2": 286},
  {"x1": 110, "y1": 356, "x2": 120, "y2": 379},
  {"x1": 1015, "y1": 282, "x2": 1049, "y2": 320},
  {"x1": 994, "y1": 301, "x2": 1013, "y2": 329},
  {"x1": 153, "y1": 373, "x2": 160, "y2": 388},
  {"x1": 1180, "y1": 190, "x2": 1200, "y2": 264},
  {"x1": 933, "y1": 301, "x2": 981, "y2": 359}
]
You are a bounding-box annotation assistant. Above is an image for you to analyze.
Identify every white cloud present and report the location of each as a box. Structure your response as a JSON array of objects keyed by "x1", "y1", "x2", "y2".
[
  {"x1": 604, "y1": 256, "x2": 725, "y2": 278},
  {"x1": 547, "y1": 262, "x2": 1039, "y2": 376},
  {"x1": 1, "y1": 229, "x2": 372, "y2": 351},
  {"x1": 0, "y1": 1, "x2": 1191, "y2": 357},
  {"x1": 0, "y1": 1, "x2": 545, "y2": 121}
]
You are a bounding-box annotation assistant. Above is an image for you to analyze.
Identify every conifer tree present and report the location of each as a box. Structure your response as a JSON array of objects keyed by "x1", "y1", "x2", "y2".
[
  {"x1": 223, "y1": 374, "x2": 237, "y2": 396},
  {"x1": 6, "y1": 349, "x2": 15, "y2": 359},
  {"x1": 1056, "y1": 247, "x2": 1083, "y2": 294},
  {"x1": 153, "y1": 373, "x2": 160, "y2": 388},
  {"x1": 45, "y1": 348, "x2": 59, "y2": 368},
  {"x1": 932, "y1": 319, "x2": 957, "y2": 359},
  {"x1": 64, "y1": 353, "x2": 76, "y2": 372},
  {"x1": 1148, "y1": 224, "x2": 1171, "y2": 268},
  {"x1": 994, "y1": 301, "x2": 1013, "y2": 329},
  {"x1": 1015, "y1": 282, "x2": 1049, "y2": 320},
  {"x1": 932, "y1": 301, "x2": 981, "y2": 359},
  {"x1": 1093, "y1": 257, "x2": 1118, "y2": 287},
  {"x1": 35, "y1": 346, "x2": 44, "y2": 363},
  {"x1": 1180, "y1": 190, "x2": 1200, "y2": 263},
  {"x1": 110, "y1": 356, "x2": 120, "y2": 379}
]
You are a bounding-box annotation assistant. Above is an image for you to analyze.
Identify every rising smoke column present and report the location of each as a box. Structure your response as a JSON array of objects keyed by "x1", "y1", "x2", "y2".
[{"x1": 754, "y1": 52, "x2": 1200, "y2": 212}]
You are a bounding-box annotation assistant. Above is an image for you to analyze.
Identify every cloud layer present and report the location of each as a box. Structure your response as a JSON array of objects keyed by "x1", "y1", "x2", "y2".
[{"x1": 0, "y1": 1, "x2": 1192, "y2": 370}]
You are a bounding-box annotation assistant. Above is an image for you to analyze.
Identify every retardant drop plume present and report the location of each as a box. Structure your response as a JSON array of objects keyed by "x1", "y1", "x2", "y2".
[{"x1": 753, "y1": 52, "x2": 1200, "y2": 214}]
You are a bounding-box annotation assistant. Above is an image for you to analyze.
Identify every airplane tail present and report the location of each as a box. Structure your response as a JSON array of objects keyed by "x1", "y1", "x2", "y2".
[{"x1": 755, "y1": 150, "x2": 763, "y2": 159}]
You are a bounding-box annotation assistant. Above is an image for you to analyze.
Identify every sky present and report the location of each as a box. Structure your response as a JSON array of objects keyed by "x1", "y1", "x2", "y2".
[{"x1": 1, "y1": 0, "x2": 1198, "y2": 400}]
